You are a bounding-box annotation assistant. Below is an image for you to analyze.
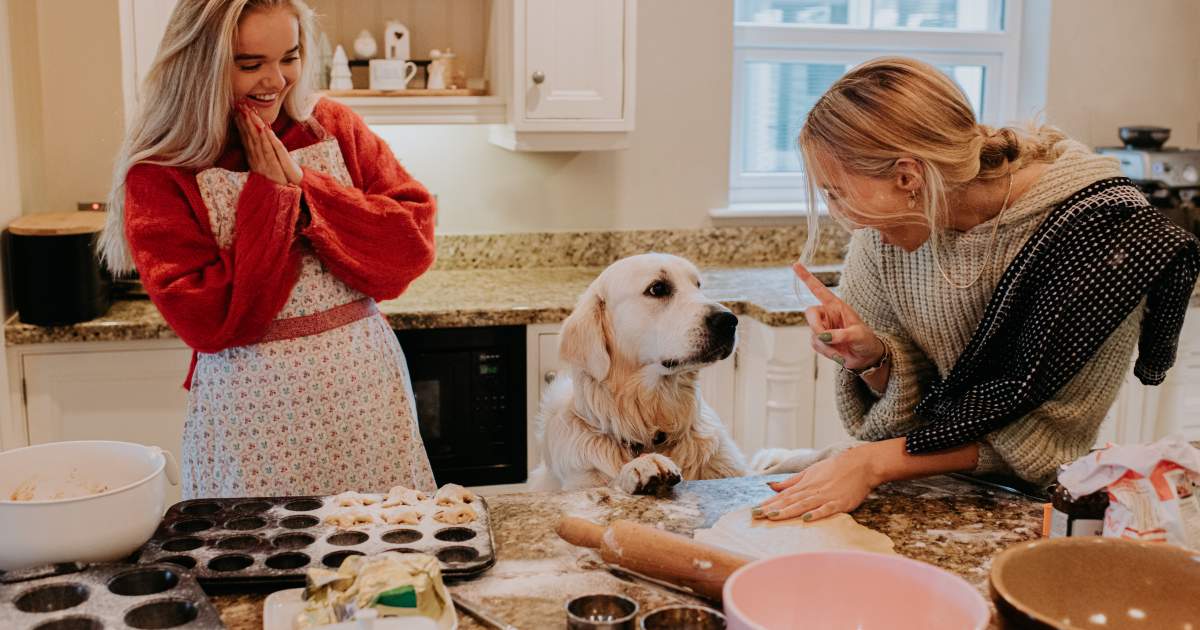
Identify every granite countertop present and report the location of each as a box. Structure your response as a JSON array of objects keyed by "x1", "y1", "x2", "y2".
[
  {"x1": 210, "y1": 474, "x2": 1041, "y2": 629},
  {"x1": 4, "y1": 266, "x2": 836, "y2": 345}
]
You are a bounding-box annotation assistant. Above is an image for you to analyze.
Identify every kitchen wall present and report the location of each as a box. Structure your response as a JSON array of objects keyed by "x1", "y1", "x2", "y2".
[
  {"x1": 376, "y1": 0, "x2": 733, "y2": 233},
  {"x1": 1, "y1": 0, "x2": 25, "y2": 302},
  {"x1": 0, "y1": 0, "x2": 23, "y2": 442},
  {"x1": 6, "y1": 0, "x2": 1200, "y2": 231},
  {"x1": 1043, "y1": 0, "x2": 1200, "y2": 149},
  {"x1": 8, "y1": 0, "x2": 125, "y2": 216}
]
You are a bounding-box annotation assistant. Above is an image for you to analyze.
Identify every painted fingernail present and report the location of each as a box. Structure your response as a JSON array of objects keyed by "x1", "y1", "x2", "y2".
[
  {"x1": 751, "y1": 507, "x2": 764, "y2": 518},
  {"x1": 818, "y1": 332, "x2": 833, "y2": 343},
  {"x1": 767, "y1": 510, "x2": 779, "y2": 518},
  {"x1": 833, "y1": 355, "x2": 845, "y2": 365},
  {"x1": 802, "y1": 512, "x2": 814, "y2": 521}
]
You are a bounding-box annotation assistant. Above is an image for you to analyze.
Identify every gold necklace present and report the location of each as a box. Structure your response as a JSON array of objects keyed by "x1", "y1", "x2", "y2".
[{"x1": 935, "y1": 171, "x2": 1015, "y2": 290}]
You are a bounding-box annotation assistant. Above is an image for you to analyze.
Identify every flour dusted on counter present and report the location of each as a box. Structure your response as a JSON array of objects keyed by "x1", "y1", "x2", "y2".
[{"x1": 1057, "y1": 436, "x2": 1200, "y2": 550}]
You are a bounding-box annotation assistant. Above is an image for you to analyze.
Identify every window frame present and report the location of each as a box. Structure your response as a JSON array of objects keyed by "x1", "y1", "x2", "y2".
[{"x1": 725, "y1": 0, "x2": 1025, "y2": 213}]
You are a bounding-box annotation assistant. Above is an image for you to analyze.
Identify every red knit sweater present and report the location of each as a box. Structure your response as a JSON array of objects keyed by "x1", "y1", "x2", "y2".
[{"x1": 124, "y1": 98, "x2": 436, "y2": 370}]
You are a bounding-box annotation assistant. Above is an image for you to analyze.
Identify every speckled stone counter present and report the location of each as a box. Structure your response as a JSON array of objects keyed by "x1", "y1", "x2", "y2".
[
  {"x1": 5, "y1": 266, "x2": 839, "y2": 345},
  {"x1": 208, "y1": 474, "x2": 1041, "y2": 629}
]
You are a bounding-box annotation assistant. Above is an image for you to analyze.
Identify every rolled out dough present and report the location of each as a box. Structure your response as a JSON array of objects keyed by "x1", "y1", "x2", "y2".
[{"x1": 693, "y1": 508, "x2": 895, "y2": 558}]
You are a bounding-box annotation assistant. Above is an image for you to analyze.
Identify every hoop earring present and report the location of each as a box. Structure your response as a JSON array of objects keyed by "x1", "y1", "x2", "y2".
[{"x1": 906, "y1": 190, "x2": 917, "y2": 210}]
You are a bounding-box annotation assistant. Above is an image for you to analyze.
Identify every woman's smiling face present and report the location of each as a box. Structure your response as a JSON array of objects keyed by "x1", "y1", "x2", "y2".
[{"x1": 231, "y1": 7, "x2": 301, "y2": 125}]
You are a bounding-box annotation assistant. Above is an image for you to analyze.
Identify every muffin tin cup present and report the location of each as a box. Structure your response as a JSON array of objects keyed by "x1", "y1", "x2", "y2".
[
  {"x1": 136, "y1": 495, "x2": 496, "y2": 593},
  {"x1": 0, "y1": 563, "x2": 222, "y2": 630}
]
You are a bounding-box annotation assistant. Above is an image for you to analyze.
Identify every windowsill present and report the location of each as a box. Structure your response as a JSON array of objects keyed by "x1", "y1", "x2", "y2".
[{"x1": 710, "y1": 202, "x2": 827, "y2": 220}]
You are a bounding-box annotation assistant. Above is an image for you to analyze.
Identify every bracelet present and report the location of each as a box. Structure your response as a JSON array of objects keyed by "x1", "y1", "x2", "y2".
[{"x1": 843, "y1": 340, "x2": 889, "y2": 378}]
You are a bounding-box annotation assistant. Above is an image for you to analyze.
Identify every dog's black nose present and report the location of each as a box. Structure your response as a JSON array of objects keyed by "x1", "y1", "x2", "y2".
[{"x1": 706, "y1": 310, "x2": 738, "y2": 337}]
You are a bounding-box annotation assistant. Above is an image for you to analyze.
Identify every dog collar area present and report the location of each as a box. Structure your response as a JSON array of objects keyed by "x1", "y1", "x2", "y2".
[{"x1": 626, "y1": 431, "x2": 670, "y2": 456}]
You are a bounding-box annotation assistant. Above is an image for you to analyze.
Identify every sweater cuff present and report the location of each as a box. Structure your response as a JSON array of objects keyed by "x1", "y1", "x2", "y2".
[
  {"x1": 972, "y1": 441, "x2": 1012, "y2": 475},
  {"x1": 835, "y1": 332, "x2": 932, "y2": 441}
]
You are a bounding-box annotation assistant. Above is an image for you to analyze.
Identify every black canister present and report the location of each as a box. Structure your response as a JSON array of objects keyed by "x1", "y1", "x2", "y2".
[
  {"x1": 1048, "y1": 482, "x2": 1109, "y2": 538},
  {"x1": 8, "y1": 211, "x2": 111, "y2": 325}
]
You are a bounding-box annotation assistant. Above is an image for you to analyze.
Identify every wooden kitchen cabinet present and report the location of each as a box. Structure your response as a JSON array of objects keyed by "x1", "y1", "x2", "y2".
[
  {"x1": 488, "y1": 0, "x2": 636, "y2": 151},
  {"x1": 7, "y1": 340, "x2": 192, "y2": 504},
  {"x1": 117, "y1": 0, "x2": 636, "y2": 135}
]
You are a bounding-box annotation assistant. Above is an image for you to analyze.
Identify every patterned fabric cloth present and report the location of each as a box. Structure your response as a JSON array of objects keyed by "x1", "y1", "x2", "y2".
[
  {"x1": 908, "y1": 177, "x2": 1200, "y2": 454},
  {"x1": 181, "y1": 138, "x2": 436, "y2": 499}
]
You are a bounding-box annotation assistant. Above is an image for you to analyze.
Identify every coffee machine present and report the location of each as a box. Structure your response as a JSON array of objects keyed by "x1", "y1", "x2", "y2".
[{"x1": 1096, "y1": 126, "x2": 1200, "y2": 237}]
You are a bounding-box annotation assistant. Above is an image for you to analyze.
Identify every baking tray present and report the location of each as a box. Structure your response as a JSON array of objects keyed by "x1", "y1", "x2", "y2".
[
  {"x1": 0, "y1": 562, "x2": 224, "y2": 629},
  {"x1": 135, "y1": 494, "x2": 495, "y2": 593}
]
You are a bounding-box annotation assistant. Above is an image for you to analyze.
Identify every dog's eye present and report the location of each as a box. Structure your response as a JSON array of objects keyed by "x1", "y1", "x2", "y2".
[{"x1": 644, "y1": 280, "x2": 672, "y2": 298}]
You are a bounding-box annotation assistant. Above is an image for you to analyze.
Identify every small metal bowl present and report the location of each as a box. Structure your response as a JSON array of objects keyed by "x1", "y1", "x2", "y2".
[
  {"x1": 640, "y1": 605, "x2": 726, "y2": 629},
  {"x1": 566, "y1": 593, "x2": 639, "y2": 630}
]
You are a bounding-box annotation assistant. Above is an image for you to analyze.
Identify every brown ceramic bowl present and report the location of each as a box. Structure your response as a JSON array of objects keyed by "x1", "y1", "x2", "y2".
[{"x1": 990, "y1": 537, "x2": 1200, "y2": 629}]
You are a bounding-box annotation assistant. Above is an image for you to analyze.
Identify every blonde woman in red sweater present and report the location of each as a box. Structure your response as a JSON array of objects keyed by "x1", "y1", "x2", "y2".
[{"x1": 99, "y1": 0, "x2": 437, "y2": 499}]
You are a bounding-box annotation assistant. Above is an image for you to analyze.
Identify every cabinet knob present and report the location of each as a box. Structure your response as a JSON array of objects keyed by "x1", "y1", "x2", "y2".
[
  {"x1": 544, "y1": 370, "x2": 557, "y2": 384},
  {"x1": 531, "y1": 71, "x2": 545, "y2": 85}
]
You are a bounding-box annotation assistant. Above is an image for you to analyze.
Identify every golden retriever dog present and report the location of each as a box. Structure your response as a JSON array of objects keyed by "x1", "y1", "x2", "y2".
[{"x1": 529, "y1": 253, "x2": 751, "y2": 495}]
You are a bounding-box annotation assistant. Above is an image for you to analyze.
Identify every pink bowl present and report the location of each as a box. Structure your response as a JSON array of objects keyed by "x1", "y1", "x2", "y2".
[{"x1": 723, "y1": 551, "x2": 990, "y2": 630}]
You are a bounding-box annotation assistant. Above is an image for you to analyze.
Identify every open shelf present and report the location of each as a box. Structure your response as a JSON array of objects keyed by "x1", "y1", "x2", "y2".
[{"x1": 321, "y1": 91, "x2": 506, "y2": 125}]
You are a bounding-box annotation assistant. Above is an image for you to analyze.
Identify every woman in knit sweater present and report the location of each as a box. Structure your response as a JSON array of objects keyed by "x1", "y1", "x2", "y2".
[
  {"x1": 99, "y1": 0, "x2": 437, "y2": 498},
  {"x1": 757, "y1": 57, "x2": 1199, "y2": 522}
]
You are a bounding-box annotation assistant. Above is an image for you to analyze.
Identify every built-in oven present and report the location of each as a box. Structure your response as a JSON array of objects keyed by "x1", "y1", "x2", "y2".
[{"x1": 394, "y1": 325, "x2": 527, "y2": 487}]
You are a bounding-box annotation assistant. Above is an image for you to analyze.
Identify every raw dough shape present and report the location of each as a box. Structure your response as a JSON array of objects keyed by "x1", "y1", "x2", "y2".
[
  {"x1": 434, "y1": 504, "x2": 477, "y2": 524},
  {"x1": 382, "y1": 508, "x2": 422, "y2": 525},
  {"x1": 435, "y1": 483, "x2": 476, "y2": 506},
  {"x1": 334, "y1": 491, "x2": 379, "y2": 507},
  {"x1": 693, "y1": 507, "x2": 895, "y2": 558},
  {"x1": 325, "y1": 509, "x2": 377, "y2": 528},
  {"x1": 380, "y1": 486, "x2": 427, "y2": 508}
]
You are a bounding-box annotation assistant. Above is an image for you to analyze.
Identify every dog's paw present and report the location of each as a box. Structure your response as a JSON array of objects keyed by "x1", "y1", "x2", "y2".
[
  {"x1": 748, "y1": 448, "x2": 804, "y2": 474},
  {"x1": 615, "y1": 454, "x2": 683, "y2": 496}
]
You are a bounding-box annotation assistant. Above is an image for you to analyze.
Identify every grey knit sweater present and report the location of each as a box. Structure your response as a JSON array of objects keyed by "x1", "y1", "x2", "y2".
[{"x1": 836, "y1": 142, "x2": 1137, "y2": 485}]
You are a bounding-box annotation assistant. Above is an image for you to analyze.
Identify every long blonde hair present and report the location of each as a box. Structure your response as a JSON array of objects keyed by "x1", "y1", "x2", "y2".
[
  {"x1": 797, "y1": 56, "x2": 1067, "y2": 261},
  {"x1": 99, "y1": 0, "x2": 318, "y2": 274}
]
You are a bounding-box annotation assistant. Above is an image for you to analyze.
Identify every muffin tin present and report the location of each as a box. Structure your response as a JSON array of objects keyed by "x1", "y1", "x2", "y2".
[
  {"x1": 135, "y1": 494, "x2": 495, "y2": 593},
  {"x1": 0, "y1": 563, "x2": 223, "y2": 629}
]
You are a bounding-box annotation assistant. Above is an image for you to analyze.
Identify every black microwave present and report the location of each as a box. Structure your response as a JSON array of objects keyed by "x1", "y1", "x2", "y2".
[{"x1": 394, "y1": 325, "x2": 527, "y2": 487}]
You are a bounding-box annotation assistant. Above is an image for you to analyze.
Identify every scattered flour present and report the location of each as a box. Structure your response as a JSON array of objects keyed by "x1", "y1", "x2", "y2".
[{"x1": 450, "y1": 557, "x2": 619, "y2": 600}]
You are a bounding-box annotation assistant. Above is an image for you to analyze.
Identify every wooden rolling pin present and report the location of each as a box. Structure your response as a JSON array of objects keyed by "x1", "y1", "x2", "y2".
[{"x1": 556, "y1": 516, "x2": 751, "y2": 601}]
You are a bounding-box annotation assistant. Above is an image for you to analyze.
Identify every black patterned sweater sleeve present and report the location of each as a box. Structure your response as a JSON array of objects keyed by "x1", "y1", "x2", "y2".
[{"x1": 907, "y1": 178, "x2": 1200, "y2": 454}]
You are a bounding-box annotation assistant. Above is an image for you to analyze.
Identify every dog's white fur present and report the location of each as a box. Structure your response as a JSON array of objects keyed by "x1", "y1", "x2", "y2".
[{"x1": 530, "y1": 253, "x2": 753, "y2": 494}]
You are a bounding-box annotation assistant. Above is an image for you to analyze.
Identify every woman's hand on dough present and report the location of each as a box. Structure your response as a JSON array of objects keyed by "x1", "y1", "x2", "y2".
[
  {"x1": 794, "y1": 261, "x2": 885, "y2": 371},
  {"x1": 754, "y1": 443, "x2": 881, "y2": 522}
]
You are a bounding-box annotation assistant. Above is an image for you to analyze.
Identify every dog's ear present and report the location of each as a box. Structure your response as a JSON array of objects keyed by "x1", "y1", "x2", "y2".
[{"x1": 559, "y1": 293, "x2": 611, "y2": 381}]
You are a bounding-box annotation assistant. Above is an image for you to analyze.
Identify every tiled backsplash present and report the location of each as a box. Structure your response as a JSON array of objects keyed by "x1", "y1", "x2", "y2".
[{"x1": 433, "y1": 220, "x2": 850, "y2": 270}]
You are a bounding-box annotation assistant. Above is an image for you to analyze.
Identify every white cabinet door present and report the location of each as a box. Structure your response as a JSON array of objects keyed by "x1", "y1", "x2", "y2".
[
  {"x1": 699, "y1": 355, "x2": 737, "y2": 434},
  {"x1": 23, "y1": 347, "x2": 192, "y2": 504},
  {"x1": 732, "y1": 321, "x2": 816, "y2": 454},
  {"x1": 812, "y1": 355, "x2": 852, "y2": 449},
  {"x1": 491, "y1": 0, "x2": 635, "y2": 150},
  {"x1": 1153, "y1": 307, "x2": 1200, "y2": 441},
  {"x1": 521, "y1": 0, "x2": 625, "y2": 121},
  {"x1": 118, "y1": 0, "x2": 179, "y2": 121}
]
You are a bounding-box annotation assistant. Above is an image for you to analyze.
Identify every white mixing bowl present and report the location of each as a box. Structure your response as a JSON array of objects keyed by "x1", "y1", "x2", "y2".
[{"x1": 0, "y1": 440, "x2": 179, "y2": 571}]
